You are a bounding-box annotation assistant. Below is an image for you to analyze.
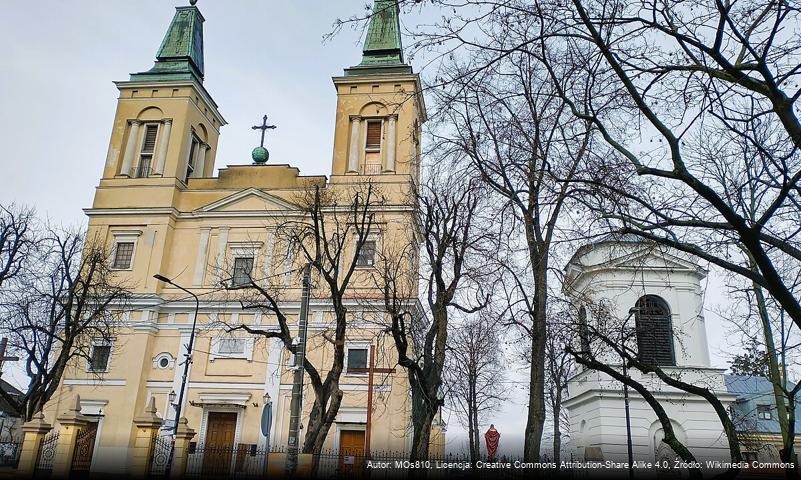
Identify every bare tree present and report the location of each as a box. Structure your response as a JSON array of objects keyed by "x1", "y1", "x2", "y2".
[
  {"x1": 0, "y1": 226, "x2": 130, "y2": 421},
  {"x1": 723, "y1": 268, "x2": 801, "y2": 476},
  {"x1": 428, "y1": 48, "x2": 593, "y2": 460},
  {"x1": 0, "y1": 204, "x2": 35, "y2": 288},
  {"x1": 544, "y1": 308, "x2": 576, "y2": 465},
  {"x1": 445, "y1": 312, "x2": 505, "y2": 463},
  {"x1": 228, "y1": 183, "x2": 380, "y2": 457},
  {"x1": 374, "y1": 171, "x2": 491, "y2": 460}
]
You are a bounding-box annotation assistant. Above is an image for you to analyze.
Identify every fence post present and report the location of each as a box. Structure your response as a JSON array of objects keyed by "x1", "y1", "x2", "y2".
[
  {"x1": 169, "y1": 417, "x2": 196, "y2": 479},
  {"x1": 16, "y1": 412, "x2": 52, "y2": 478},
  {"x1": 130, "y1": 397, "x2": 163, "y2": 477},
  {"x1": 51, "y1": 395, "x2": 88, "y2": 478},
  {"x1": 267, "y1": 451, "x2": 287, "y2": 477},
  {"x1": 297, "y1": 453, "x2": 314, "y2": 478}
]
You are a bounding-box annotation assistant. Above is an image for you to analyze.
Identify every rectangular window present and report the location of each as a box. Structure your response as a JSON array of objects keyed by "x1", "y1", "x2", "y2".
[
  {"x1": 137, "y1": 124, "x2": 159, "y2": 177},
  {"x1": 112, "y1": 242, "x2": 135, "y2": 269},
  {"x1": 185, "y1": 134, "x2": 200, "y2": 183},
  {"x1": 232, "y1": 257, "x2": 254, "y2": 286},
  {"x1": 347, "y1": 347, "x2": 368, "y2": 371},
  {"x1": 757, "y1": 404, "x2": 773, "y2": 420},
  {"x1": 89, "y1": 344, "x2": 111, "y2": 372},
  {"x1": 356, "y1": 240, "x2": 376, "y2": 267}
]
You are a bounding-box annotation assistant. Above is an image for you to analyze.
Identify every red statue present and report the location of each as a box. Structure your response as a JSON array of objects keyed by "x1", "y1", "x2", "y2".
[{"x1": 484, "y1": 424, "x2": 501, "y2": 461}]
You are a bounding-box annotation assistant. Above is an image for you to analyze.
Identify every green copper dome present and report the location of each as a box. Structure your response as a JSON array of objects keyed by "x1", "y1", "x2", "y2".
[{"x1": 252, "y1": 146, "x2": 269, "y2": 164}]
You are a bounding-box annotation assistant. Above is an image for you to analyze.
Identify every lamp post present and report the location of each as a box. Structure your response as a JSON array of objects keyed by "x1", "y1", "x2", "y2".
[
  {"x1": 154, "y1": 274, "x2": 199, "y2": 477},
  {"x1": 622, "y1": 308, "x2": 638, "y2": 480},
  {"x1": 154, "y1": 274, "x2": 200, "y2": 436}
]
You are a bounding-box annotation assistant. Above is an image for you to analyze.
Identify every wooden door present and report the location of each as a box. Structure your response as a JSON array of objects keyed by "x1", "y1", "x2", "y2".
[
  {"x1": 202, "y1": 412, "x2": 237, "y2": 477},
  {"x1": 339, "y1": 430, "x2": 365, "y2": 475}
]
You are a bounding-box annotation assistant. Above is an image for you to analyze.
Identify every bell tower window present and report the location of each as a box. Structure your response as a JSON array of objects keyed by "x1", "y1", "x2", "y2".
[
  {"x1": 136, "y1": 124, "x2": 159, "y2": 178},
  {"x1": 634, "y1": 295, "x2": 675, "y2": 366},
  {"x1": 364, "y1": 120, "x2": 383, "y2": 175},
  {"x1": 185, "y1": 133, "x2": 201, "y2": 183}
]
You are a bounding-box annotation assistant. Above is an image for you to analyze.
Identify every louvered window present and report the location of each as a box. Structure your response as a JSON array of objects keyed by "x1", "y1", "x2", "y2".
[
  {"x1": 365, "y1": 121, "x2": 382, "y2": 150},
  {"x1": 634, "y1": 295, "x2": 675, "y2": 366},
  {"x1": 137, "y1": 124, "x2": 159, "y2": 177}
]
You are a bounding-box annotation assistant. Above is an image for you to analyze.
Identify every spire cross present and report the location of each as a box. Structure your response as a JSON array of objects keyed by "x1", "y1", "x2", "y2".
[{"x1": 252, "y1": 115, "x2": 277, "y2": 149}]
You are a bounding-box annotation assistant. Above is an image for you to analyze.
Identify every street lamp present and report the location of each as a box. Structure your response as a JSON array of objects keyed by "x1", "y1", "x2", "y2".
[
  {"x1": 153, "y1": 274, "x2": 200, "y2": 436},
  {"x1": 622, "y1": 307, "x2": 638, "y2": 480}
]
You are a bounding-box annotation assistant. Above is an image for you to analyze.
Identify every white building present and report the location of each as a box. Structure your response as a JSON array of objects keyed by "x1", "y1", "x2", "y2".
[{"x1": 563, "y1": 237, "x2": 735, "y2": 464}]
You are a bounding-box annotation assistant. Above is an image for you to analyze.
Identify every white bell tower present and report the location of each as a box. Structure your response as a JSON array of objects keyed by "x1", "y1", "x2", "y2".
[{"x1": 562, "y1": 238, "x2": 735, "y2": 464}]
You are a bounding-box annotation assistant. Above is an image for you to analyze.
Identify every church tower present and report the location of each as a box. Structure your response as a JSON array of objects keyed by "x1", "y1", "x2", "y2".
[
  {"x1": 330, "y1": 0, "x2": 426, "y2": 182},
  {"x1": 100, "y1": 2, "x2": 225, "y2": 183}
]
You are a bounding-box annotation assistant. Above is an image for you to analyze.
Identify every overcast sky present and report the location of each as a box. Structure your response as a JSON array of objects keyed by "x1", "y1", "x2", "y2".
[{"x1": 0, "y1": 0, "x2": 737, "y2": 458}]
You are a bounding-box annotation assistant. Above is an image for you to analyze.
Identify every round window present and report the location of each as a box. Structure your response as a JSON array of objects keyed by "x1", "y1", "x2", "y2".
[{"x1": 159, "y1": 357, "x2": 169, "y2": 368}]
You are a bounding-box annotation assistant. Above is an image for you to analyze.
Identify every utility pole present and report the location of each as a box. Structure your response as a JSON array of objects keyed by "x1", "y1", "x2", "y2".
[{"x1": 286, "y1": 264, "x2": 312, "y2": 477}]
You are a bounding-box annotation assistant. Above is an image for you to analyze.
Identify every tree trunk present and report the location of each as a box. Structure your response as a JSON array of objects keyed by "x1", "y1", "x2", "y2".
[
  {"x1": 524, "y1": 266, "x2": 548, "y2": 461},
  {"x1": 411, "y1": 410, "x2": 436, "y2": 461},
  {"x1": 302, "y1": 389, "x2": 344, "y2": 455},
  {"x1": 409, "y1": 380, "x2": 438, "y2": 461},
  {"x1": 553, "y1": 388, "x2": 562, "y2": 466},
  {"x1": 751, "y1": 282, "x2": 797, "y2": 479},
  {"x1": 469, "y1": 373, "x2": 479, "y2": 463}
]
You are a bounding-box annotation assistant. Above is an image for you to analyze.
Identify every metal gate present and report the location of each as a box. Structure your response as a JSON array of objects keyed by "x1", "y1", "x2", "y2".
[
  {"x1": 70, "y1": 423, "x2": 98, "y2": 476},
  {"x1": 34, "y1": 431, "x2": 59, "y2": 478},
  {"x1": 148, "y1": 433, "x2": 174, "y2": 478}
]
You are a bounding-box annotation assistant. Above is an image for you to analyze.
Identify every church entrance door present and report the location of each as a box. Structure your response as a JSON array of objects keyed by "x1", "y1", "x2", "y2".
[{"x1": 202, "y1": 412, "x2": 237, "y2": 477}]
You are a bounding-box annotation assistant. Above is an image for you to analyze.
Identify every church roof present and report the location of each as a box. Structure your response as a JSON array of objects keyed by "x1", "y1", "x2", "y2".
[
  {"x1": 345, "y1": 0, "x2": 413, "y2": 76},
  {"x1": 130, "y1": 5, "x2": 205, "y2": 83}
]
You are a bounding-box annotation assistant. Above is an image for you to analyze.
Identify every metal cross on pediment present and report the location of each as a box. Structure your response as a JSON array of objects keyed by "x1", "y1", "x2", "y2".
[{"x1": 252, "y1": 115, "x2": 277, "y2": 149}]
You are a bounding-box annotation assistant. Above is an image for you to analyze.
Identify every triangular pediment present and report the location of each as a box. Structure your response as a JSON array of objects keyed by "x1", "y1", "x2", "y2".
[
  {"x1": 194, "y1": 188, "x2": 296, "y2": 215},
  {"x1": 607, "y1": 248, "x2": 702, "y2": 273}
]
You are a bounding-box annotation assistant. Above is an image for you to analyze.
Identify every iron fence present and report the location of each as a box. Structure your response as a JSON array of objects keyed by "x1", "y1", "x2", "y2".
[
  {"x1": 0, "y1": 441, "x2": 20, "y2": 468},
  {"x1": 148, "y1": 433, "x2": 174, "y2": 478},
  {"x1": 34, "y1": 431, "x2": 59, "y2": 478},
  {"x1": 175, "y1": 443, "x2": 581, "y2": 480},
  {"x1": 185, "y1": 443, "x2": 268, "y2": 479}
]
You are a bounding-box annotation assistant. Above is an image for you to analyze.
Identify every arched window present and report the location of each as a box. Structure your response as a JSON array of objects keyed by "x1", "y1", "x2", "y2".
[{"x1": 635, "y1": 295, "x2": 675, "y2": 366}]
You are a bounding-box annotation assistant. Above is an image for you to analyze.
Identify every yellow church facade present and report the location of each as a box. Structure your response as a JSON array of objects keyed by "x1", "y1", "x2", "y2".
[{"x1": 38, "y1": 1, "x2": 444, "y2": 476}]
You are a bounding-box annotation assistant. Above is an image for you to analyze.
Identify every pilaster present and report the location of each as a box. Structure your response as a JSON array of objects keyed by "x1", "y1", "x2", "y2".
[
  {"x1": 130, "y1": 397, "x2": 164, "y2": 477},
  {"x1": 169, "y1": 417, "x2": 196, "y2": 479},
  {"x1": 17, "y1": 412, "x2": 52, "y2": 478},
  {"x1": 51, "y1": 395, "x2": 89, "y2": 478}
]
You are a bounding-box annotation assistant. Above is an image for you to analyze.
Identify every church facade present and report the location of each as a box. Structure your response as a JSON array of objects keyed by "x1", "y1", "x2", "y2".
[
  {"x1": 39, "y1": 1, "x2": 442, "y2": 476},
  {"x1": 563, "y1": 238, "x2": 736, "y2": 464}
]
